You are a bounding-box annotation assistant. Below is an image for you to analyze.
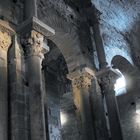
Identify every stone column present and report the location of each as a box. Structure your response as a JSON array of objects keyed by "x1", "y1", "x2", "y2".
[
  {"x1": 87, "y1": 7, "x2": 123, "y2": 139},
  {"x1": 0, "y1": 31, "x2": 12, "y2": 140},
  {"x1": 87, "y1": 7, "x2": 108, "y2": 69},
  {"x1": 25, "y1": 0, "x2": 37, "y2": 19},
  {"x1": 92, "y1": 23, "x2": 108, "y2": 69},
  {"x1": 97, "y1": 68, "x2": 123, "y2": 140},
  {"x1": 17, "y1": 15, "x2": 55, "y2": 140},
  {"x1": 8, "y1": 35, "x2": 29, "y2": 140},
  {"x1": 89, "y1": 77, "x2": 109, "y2": 140},
  {"x1": 68, "y1": 67, "x2": 95, "y2": 140},
  {"x1": 22, "y1": 30, "x2": 49, "y2": 140}
]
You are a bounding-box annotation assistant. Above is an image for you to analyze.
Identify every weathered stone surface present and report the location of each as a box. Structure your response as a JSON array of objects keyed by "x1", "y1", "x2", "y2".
[{"x1": 0, "y1": 0, "x2": 140, "y2": 140}]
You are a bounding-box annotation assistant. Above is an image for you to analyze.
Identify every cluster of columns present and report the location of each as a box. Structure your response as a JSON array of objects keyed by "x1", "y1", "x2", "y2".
[
  {"x1": 88, "y1": 6, "x2": 123, "y2": 140},
  {"x1": 67, "y1": 66, "x2": 123, "y2": 140},
  {"x1": 0, "y1": 17, "x2": 55, "y2": 140}
]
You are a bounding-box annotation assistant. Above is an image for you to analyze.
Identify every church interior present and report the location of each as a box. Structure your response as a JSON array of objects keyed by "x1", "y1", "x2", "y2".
[{"x1": 0, "y1": 0, "x2": 140, "y2": 140}]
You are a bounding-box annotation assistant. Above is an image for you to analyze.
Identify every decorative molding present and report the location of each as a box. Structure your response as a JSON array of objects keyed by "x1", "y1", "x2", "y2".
[
  {"x1": 67, "y1": 67, "x2": 95, "y2": 89},
  {"x1": 21, "y1": 30, "x2": 48, "y2": 58},
  {"x1": 0, "y1": 31, "x2": 12, "y2": 51},
  {"x1": 17, "y1": 17, "x2": 55, "y2": 37}
]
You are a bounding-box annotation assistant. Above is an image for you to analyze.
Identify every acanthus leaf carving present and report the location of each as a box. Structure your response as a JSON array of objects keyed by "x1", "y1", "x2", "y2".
[
  {"x1": 0, "y1": 31, "x2": 12, "y2": 51},
  {"x1": 73, "y1": 72, "x2": 94, "y2": 89},
  {"x1": 21, "y1": 30, "x2": 45, "y2": 58}
]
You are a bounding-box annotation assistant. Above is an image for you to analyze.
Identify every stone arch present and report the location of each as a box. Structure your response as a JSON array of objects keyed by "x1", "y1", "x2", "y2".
[
  {"x1": 38, "y1": 5, "x2": 92, "y2": 73},
  {"x1": 111, "y1": 55, "x2": 134, "y2": 75},
  {"x1": 111, "y1": 55, "x2": 136, "y2": 90},
  {"x1": 42, "y1": 39, "x2": 80, "y2": 140}
]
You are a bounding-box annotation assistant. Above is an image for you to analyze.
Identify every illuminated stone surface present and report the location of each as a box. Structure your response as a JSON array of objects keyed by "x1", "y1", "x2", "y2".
[{"x1": 0, "y1": 0, "x2": 140, "y2": 140}]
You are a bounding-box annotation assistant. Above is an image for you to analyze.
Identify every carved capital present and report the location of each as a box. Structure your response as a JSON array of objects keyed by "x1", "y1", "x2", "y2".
[
  {"x1": 96, "y1": 67, "x2": 121, "y2": 90},
  {"x1": 68, "y1": 67, "x2": 95, "y2": 89},
  {"x1": 21, "y1": 30, "x2": 49, "y2": 58},
  {"x1": 0, "y1": 31, "x2": 12, "y2": 51},
  {"x1": 73, "y1": 72, "x2": 94, "y2": 89}
]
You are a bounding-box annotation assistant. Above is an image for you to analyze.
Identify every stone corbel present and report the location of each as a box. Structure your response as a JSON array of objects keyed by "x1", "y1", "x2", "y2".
[{"x1": 67, "y1": 67, "x2": 95, "y2": 89}]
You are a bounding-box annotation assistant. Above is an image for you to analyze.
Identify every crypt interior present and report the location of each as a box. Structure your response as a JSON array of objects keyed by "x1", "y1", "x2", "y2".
[{"x1": 0, "y1": 0, "x2": 140, "y2": 140}]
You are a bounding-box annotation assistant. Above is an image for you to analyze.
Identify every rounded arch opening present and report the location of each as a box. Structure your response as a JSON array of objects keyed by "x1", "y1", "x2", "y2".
[
  {"x1": 38, "y1": 6, "x2": 93, "y2": 72},
  {"x1": 114, "y1": 69, "x2": 126, "y2": 96},
  {"x1": 111, "y1": 55, "x2": 140, "y2": 140},
  {"x1": 111, "y1": 55, "x2": 135, "y2": 95},
  {"x1": 42, "y1": 39, "x2": 80, "y2": 140}
]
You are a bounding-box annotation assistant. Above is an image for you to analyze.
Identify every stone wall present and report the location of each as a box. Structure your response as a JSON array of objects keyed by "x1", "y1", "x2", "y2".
[
  {"x1": 43, "y1": 67, "x2": 61, "y2": 140},
  {"x1": 0, "y1": 0, "x2": 24, "y2": 24},
  {"x1": 37, "y1": 0, "x2": 95, "y2": 72},
  {"x1": 117, "y1": 90, "x2": 140, "y2": 140},
  {"x1": 1, "y1": 0, "x2": 140, "y2": 140},
  {"x1": 60, "y1": 93, "x2": 81, "y2": 140},
  {"x1": 91, "y1": 0, "x2": 134, "y2": 67}
]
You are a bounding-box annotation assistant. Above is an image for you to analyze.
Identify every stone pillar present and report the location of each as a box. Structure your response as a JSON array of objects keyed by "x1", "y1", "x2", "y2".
[
  {"x1": 97, "y1": 68, "x2": 123, "y2": 140},
  {"x1": 87, "y1": 7, "x2": 108, "y2": 69},
  {"x1": 0, "y1": 31, "x2": 12, "y2": 140},
  {"x1": 89, "y1": 77, "x2": 109, "y2": 140},
  {"x1": 17, "y1": 16, "x2": 55, "y2": 140},
  {"x1": 8, "y1": 35, "x2": 29, "y2": 140},
  {"x1": 25, "y1": 0, "x2": 37, "y2": 19},
  {"x1": 92, "y1": 22, "x2": 108, "y2": 69},
  {"x1": 22, "y1": 30, "x2": 49, "y2": 140},
  {"x1": 68, "y1": 67, "x2": 95, "y2": 140}
]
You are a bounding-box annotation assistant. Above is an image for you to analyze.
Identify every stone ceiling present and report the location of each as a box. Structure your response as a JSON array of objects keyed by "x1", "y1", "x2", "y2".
[{"x1": 92, "y1": 0, "x2": 140, "y2": 32}]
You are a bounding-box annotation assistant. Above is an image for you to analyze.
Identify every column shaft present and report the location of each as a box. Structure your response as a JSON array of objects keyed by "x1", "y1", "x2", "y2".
[
  {"x1": 26, "y1": 56, "x2": 46, "y2": 140},
  {"x1": 0, "y1": 49, "x2": 8, "y2": 140},
  {"x1": 103, "y1": 86, "x2": 123, "y2": 140},
  {"x1": 90, "y1": 78, "x2": 109, "y2": 140},
  {"x1": 0, "y1": 31, "x2": 11, "y2": 140},
  {"x1": 92, "y1": 23, "x2": 108, "y2": 69},
  {"x1": 22, "y1": 30, "x2": 48, "y2": 140},
  {"x1": 73, "y1": 87, "x2": 95, "y2": 140},
  {"x1": 68, "y1": 67, "x2": 95, "y2": 140},
  {"x1": 8, "y1": 36, "x2": 29, "y2": 140},
  {"x1": 98, "y1": 69, "x2": 123, "y2": 140},
  {"x1": 25, "y1": 0, "x2": 37, "y2": 19}
]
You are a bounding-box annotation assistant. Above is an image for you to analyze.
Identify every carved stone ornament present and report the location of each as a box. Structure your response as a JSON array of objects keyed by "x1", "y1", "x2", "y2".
[
  {"x1": 21, "y1": 30, "x2": 46, "y2": 58},
  {"x1": 0, "y1": 31, "x2": 12, "y2": 51},
  {"x1": 73, "y1": 72, "x2": 94, "y2": 89},
  {"x1": 96, "y1": 67, "x2": 122, "y2": 90},
  {"x1": 68, "y1": 67, "x2": 95, "y2": 89}
]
